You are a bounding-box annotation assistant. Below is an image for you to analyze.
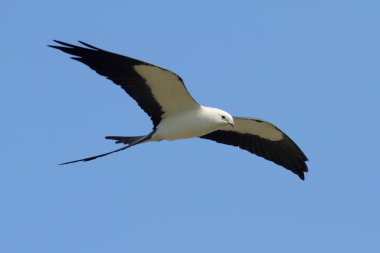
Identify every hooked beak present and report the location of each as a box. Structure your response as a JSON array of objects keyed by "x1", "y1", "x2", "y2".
[{"x1": 228, "y1": 122, "x2": 235, "y2": 127}]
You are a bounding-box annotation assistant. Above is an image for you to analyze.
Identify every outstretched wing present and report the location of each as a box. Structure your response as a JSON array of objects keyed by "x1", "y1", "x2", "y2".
[
  {"x1": 200, "y1": 117, "x2": 308, "y2": 180},
  {"x1": 49, "y1": 40, "x2": 199, "y2": 128}
]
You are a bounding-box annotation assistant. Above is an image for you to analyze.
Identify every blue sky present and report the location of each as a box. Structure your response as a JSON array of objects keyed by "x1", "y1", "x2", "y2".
[{"x1": 1, "y1": 0, "x2": 380, "y2": 252}]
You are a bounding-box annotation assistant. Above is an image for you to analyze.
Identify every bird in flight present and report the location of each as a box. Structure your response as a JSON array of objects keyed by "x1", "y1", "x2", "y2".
[{"x1": 49, "y1": 40, "x2": 308, "y2": 180}]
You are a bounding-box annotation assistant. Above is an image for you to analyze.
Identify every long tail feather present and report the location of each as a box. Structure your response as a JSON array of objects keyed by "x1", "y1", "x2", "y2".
[
  {"x1": 59, "y1": 133, "x2": 154, "y2": 165},
  {"x1": 59, "y1": 145, "x2": 132, "y2": 165},
  {"x1": 105, "y1": 135, "x2": 146, "y2": 144}
]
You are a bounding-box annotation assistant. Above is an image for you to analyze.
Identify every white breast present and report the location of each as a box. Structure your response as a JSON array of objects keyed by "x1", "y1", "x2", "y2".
[{"x1": 152, "y1": 106, "x2": 223, "y2": 141}]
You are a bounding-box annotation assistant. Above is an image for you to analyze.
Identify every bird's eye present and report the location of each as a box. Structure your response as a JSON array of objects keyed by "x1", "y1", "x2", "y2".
[{"x1": 221, "y1": 115, "x2": 226, "y2": 119}]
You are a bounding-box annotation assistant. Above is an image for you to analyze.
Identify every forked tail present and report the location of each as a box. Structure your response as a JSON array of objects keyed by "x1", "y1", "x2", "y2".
[
  {"x1": 59, "y1": 132, "x2": 154, "y2": 165},
  {"x1": 105, "y1": 135, "x2": 146, "y2": 144}
]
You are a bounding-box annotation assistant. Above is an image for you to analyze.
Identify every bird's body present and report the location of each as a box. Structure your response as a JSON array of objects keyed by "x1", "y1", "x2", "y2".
[
  {"x1": 50, "y1": 40, "x2": 309, "y2": 180},
  {"x1": 153, "y1": 106, "x2": 233, "y2": 141}
]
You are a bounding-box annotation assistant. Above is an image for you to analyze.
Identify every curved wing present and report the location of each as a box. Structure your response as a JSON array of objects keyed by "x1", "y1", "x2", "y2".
[
  {"x1": 49, "y1": 40, "x2": 199, "y2": 128},
  {"x1": 200, "y1": 117, "x2": 308, "y2": 180}
]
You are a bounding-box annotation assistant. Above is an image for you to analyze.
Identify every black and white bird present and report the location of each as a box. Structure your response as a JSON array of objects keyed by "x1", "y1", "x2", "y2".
[{"x1": 49, "y1": 40, "x2": 308, "y2": 180}]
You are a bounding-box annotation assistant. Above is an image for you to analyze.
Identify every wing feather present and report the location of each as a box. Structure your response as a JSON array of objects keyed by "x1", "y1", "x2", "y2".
[
  {"x1": 200, "y1": 117, "x2": 308, "y2": 180},
  {"x1": 49, "y1": 40, "x2": 199, "y2": 128}
]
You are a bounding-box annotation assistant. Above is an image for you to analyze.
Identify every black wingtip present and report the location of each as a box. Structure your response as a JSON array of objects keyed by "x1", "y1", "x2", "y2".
[
  {"x1": 50, "y1": 40, "x2": 75, "y2": 48},
  {"x1": 48, "y1": 40, "x2": 74, "y2": 52},
  {"x1": 296, "y1": 160, "x2": 308, "y2": 180},
  {"x1": 78, "y1": 40, "x2": 100, "y2": 50},
  {"x1": 48, "y1": 40, "x2": 99, "y2": 51}
]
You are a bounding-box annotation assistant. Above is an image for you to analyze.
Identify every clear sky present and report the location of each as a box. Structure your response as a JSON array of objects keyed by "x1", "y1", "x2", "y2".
[{"x1": 1, "y1": 1, "x2": 379, "y2": 252}]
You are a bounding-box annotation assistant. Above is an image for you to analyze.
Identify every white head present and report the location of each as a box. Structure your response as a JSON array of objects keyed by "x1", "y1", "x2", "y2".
[{"x1": 207, "y1": 107, "x2": 234, "y2": 127}]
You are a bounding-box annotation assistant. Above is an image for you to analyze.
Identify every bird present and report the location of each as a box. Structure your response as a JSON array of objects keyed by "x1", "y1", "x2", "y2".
[{"x1": 49, "y1": 40, "x2": 308, "y2": 180}]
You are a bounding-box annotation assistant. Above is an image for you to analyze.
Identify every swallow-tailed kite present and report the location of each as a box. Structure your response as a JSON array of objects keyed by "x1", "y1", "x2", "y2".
[{"x1": 49, "y1": 40, "x2": 308, "y2": 180}]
